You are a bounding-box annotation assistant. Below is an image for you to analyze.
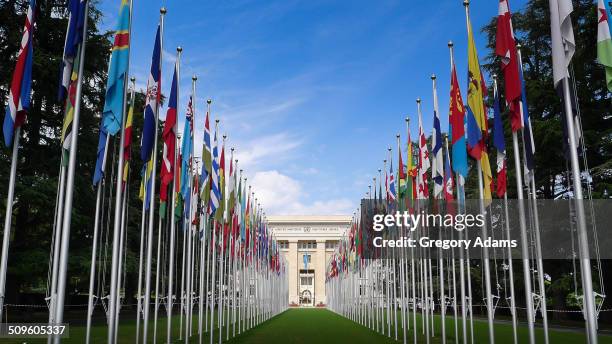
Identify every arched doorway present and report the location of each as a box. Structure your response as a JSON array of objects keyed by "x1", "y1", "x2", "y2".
[{"x1": 300, "y1": 290, "x2": 312, "y2": 306}]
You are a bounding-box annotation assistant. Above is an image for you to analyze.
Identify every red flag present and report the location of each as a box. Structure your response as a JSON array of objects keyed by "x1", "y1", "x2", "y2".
[
  {"x1": 495, "y1": 0, "x2": 523, "y2": 132},
  {"x1": 160, "y1": 63, "x2": 178, "y2": 202}
]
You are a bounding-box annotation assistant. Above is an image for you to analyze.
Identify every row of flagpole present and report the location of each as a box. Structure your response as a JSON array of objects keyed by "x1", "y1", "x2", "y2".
[
  {"x1": 0, "y1": 1, "x2": 289, "y2": 343},
  {"x1": 325, "y1": 0, "x2": 603, "y2": 343}
]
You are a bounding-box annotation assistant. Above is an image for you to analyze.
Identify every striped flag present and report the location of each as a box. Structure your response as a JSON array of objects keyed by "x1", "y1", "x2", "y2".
[
  {"x1": 140, "y1": 25, "x2": 162, "y2": 163},
  {"x1": 58, "y1": 0, "x2": 87, "y2": 102},
  {"x1": 60, "y1": 49, "x2": 82, "y2": 158},
  {"x1": 101, "y1": 0, "x2": 130, "y2": 135},
  {"x1": 443, "y1": 142, "x2": 454, "y2": 201},
  {"x1": 160, "y1": 61, "x2": 178, "y2": 203},
  {"x1": 122, "y1": 96, "x2": 134, "y2": 185},
  {"x1": 466, "y1": 14, "x2": 493, "y2": 203},
  {"x1": 215, "y1": 143, "x2": 226, "y2": 222},
  {"x1": 388, "y1": 158, "x2": 396, "y2": 203},
  {"x1": 200, "y1": 107, "x2": 212, "y2": 203},
  {"x1": 3, "y1": 0, "x2": 36, "y2": 147}
]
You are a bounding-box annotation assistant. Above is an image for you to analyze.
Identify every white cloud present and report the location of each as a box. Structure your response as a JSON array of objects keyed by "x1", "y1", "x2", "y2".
[
  {"x1": 250, "y1": 170, "x2": 354, "y2": 216},
  {"x1": 233, "y1": 132, "x2": 302, "y2": 171}
]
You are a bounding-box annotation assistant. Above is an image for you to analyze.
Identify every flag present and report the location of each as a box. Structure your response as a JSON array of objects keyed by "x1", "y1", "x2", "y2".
[
  {"x1": 215, "y1": 143, "x2": 225, "y2": 222},
  {"x1": 388, "y1": 157, "x2": 396, "y2": 203},
  {"x1": 493, "y1": 85, "x2": 507, "y2": 198},
  {"x1": 140, "y1": 25, "x2": 162, "y2": 163},
  {"x1": 122, "y1": 95, "x2": 135, "y2": 185},
  {"x1": 550, "y1": 0, "x2": 575, "y2": 89},
  {"x1": 406, "y1": 125, "x2": 416, "y2": 201},
  {"x1": 598, "y1": 0, "x2": 612, "y2": 91},
  {"x1": 398, "y1": 141, "x2": 407, "y2": 200},
  {"x1": 101, "y1": 0, "x2": 130, "y2": 135},
  {"x1": 3, "y1": 0, "x2": 36, "y2": 147},
  {"x1": 200, "y1": 108, "x2": 212, "y2": 203},
  {"x1": 60, "y1": 49, "x2": 82, "y2": 160},
  {"x1": 449, "y1": 61, "x2": 468, "y2": 182},
  {"x1": 495, "y1": 0, "x2": 523, "y2": 132},
  {"x1": 431, "y1": 80, "x2": 444, "y2": 198},
  {"x1": 467, "y1": 14, "x2": 493, "y2": 203},
  {"x1": 161, "y1": 61, "x2": 178, "y2": 203},
  {"x1": 209, "y1": 128, "x2": 221, "y2": 216},
  {"x1": 92, "y1": 125, "x2": 108, "y2": 185},
  {"x1": 58, "y1": 0, "x2": 87, "y2": 102},
  {"x1": 550, "y1": 0, "x2": 582, "y2": 159},
  {"x1": 228, "y1": 156, "x2": 236, "y2": 215},
  {"x1": 140, "y1": 160, "x2": 154, "y2": 210},
  {"x1": 443, "y1": 142, "x2": 454, "y2": 201},
  {"x1": 180, "y1": 96, "x2": 193, "y2": 200},
  {"x1": 417, "y1": 103, "x2": 430, "y2": 200},
  {"x1": 519, "y1": 56, "x2": 535, "y2": 171}
]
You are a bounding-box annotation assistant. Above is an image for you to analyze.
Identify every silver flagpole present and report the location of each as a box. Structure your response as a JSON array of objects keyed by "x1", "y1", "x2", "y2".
[
  {"x1": 463, "y1": 9, "x2": 495, "y2": 338},
  {"x1": 558, "y1": 53, "x2": 599, "y2": 344},
  {"x1": 516, "y1": 45, "x2": 550, "y2": 344},
  {"x1": 187, "y1": 78, "x2": 198, "y2": 341},
  {"x1": 153, "y1": 211, "x2": 164, "y2": 342},
  {"x1": 53, "y1": 3, "x2": 90, "y2": 343},
  {"x1": 218, "y1": 135, "x2": 227, "y2": 344},
  {"x1": 0, "y1": 126, "x2": 22, "y2": 322},
  {"x1": 432, "y1": 75, "x2": 446, "y2": 344},
  {"x1": 114, "y1": 178, "x2": 129, "y2": 343},
  {"x1": 209, "y1": 121, "x2": 220, "y2": 344},
  {"x1": 167, "y1": 46, "x2": 182, "y2": 344},
  {"x1": 136, "y1": 183, "x2": 148, "y2": 343},
  {"x1": 447, "y1": 40, "x2": 468, "y2": 344},
  {"x1": 143, "y1": 8, "x2": 166, "y2": 343},
  {"x1": 85, "y1": 166, "x2": 104, "y2": 344},
  {"x1": 492, "y1": 75, "x2": 518, "y2": 344}
]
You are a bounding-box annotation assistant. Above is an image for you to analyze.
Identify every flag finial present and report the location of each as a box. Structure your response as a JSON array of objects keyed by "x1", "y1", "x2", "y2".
[
  {"x1": 207, "y1": 99, "x2": 212, "y2": 104},
  {"x1": 192, "y1": 74, "x2": 197, "y2": 81},
  {"x1": 405, "y1": 117, "x2": 409, "y2": 122},
  {"x1": 416, "y1": 98, "x2": 421, "y2": 104},
  {"x1": 463, "y1": 0, "x2": 469, "y2": 7},
  {"x1": 448, "y1": 41, "x2": 453, "y2": 47},
  {"x1": 493, "y1": 73, "x2": 498, "y2": 80},
  {"x1": 160, "y1": 7, "x2": 167, "y2": 14},
  {"x1": 396, "y1": 134, "x2": 400, "y2": 138},
  {"x1": 177, "y1": 46, "x2": 183, "y2": 53},
  {"x1": 431, "y1": 74, "x2": 436, "y2": 80},
  {"x1": 130, "y1": 76, "x2": 135, "y2": 82},
  {"x1": 516, "y1": 43, "x2": 522, "y2": 49}
]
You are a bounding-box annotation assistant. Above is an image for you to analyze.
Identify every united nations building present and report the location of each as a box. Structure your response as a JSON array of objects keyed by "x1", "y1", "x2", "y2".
[{"x1": 268, "y1": 215, "x2": 352, "y2": 307}]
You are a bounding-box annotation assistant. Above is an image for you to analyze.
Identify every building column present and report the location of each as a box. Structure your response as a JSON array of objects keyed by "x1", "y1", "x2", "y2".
[
  {"x1": 315, "y1": 240, "x2": 326, "y2": 306},
  {"x1": 288, "y1": 240, "x2": 298, "y2": 305}
]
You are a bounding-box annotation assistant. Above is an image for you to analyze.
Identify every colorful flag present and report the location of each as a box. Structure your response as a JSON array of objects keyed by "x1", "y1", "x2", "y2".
[
  {"x1": 493, "y1": 85, "x2": 507, "y2": 198},
  {"x1": 598, "y1": 0, "x2": 612, "y2": 91},
  {"x1": 3, "y1": 0, "x2": 36, "y2": 147},
  {"x1": 443, "y1": 142, "x2": 454, "y2": 201},
  {"x1": 101, "y1": 0, "x2": 130, "y2": 135},
  {"x1": 140, "y1": 25, "x2": 162, "y2": 163},
  {"x1": 92, "y1": 125, "x2": 108, "y2": 185},
  {"x1": 209, "y1": 127, "x2": 221, "y2": 216},
  {"x1": 215, "y1": 143, "x2": 226, "y2": 222},
  {"x1": 431, "y1": 80, "x2": 444, "y2": 198},
  {"x1": 58, "y1": 0, "x2": 87, "y2": 102},
  {"x1": 417, "y1": 102, "x2": 430, "y2": 200},
  {"x1": 467, "y1": 14, "x2": 493, "y2": 203},
  {"x1": 180, "y1": 96, "x2": 193, "y2": 200},
  {"x1": 122, "y1": 94, "x2": 135, "y2": 185},
  {"x1": 140, "y1": 160, "x2": 154, "y2": 210},
  {"x1": 496, "y1": 0, "x2": 523, "y2": 132},
  {"x1": 449, "y1": 61, "x2": 468, "y2": 183},
  {"x1": 161, "y1": 61, "x2": 178, "y2": 203},
  {"x1": 60, "y1": 49, "x2": 82, "y2": 159},
  {"x1": 200, "y1": 108, "x2": 212, "y2": 203},
  {"x1": 388, "y1": 158, "x2": 397, "y2": 204}
]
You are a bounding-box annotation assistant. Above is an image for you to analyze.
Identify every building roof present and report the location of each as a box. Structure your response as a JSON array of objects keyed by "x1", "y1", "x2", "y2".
[{"x1": 267, "y1": 215, "x2": 352, "y2": 224}]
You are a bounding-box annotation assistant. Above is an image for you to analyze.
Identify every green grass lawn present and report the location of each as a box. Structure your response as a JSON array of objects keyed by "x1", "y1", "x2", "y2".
[{"x1": 3, "y1": 308, "x2": 612, "y2": 343}]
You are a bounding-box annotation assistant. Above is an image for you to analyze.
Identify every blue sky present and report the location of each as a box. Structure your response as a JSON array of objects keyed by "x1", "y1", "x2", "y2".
[{"x1": 98, "y1": 0, "x2": 529, "y2": 215}]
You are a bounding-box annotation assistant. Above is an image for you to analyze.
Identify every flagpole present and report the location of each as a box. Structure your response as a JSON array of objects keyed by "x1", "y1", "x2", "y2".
[
  {"x1": 166, "y1": 45, "x2": 182, "y2": 344},
  {"x1": 52, "y1": 3, "x2": 90, "y2": 342},
  {"x1": 0, "y1": 127, "x2": 21, "y2": 322},
  {"x1": 559, "y1": 57, "x2": 599, "y2": 344},
  {"x1": 492, "y1": 74, "x2": 518, "y2": 344},
  {"x1": 143, "y1": 8, "x2": 166, "y2": 344},
  {"x1": 136, "y1": 179, "x2": 148, "y2": 343},
  {"x1": 516, "y1": 45, "x2": 550, "y2": 344}
]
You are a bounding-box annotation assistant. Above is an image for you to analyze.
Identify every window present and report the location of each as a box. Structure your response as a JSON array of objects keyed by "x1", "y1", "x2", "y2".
[
  {"x1": 298, "y1": 241, "x2": 316, "y2": 250},
  {"x1": 300, "y1": 277, "x2": 313, "y2": 285},
  {"x1": 278, "y1": 241, "x2": 289, "y2": 249},
  {"x1": 325, "y1": 241, "x2": 338, "y2": 249}
]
